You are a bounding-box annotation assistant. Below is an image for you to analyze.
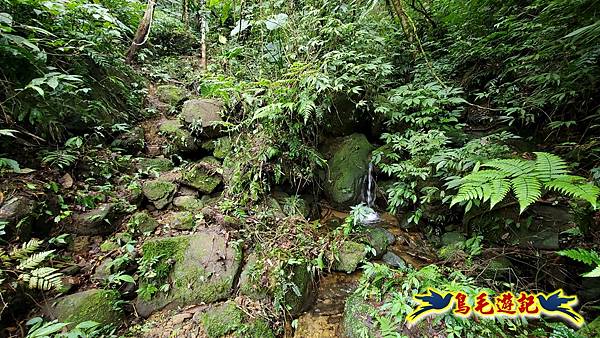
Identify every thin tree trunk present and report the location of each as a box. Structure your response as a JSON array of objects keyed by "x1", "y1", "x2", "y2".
[
  {"x1": 200, "y1": 0, "x2": 207, "y2": 70},
  {"x1": 125, "y1": 0, "x2": 157, "y2": 64}
]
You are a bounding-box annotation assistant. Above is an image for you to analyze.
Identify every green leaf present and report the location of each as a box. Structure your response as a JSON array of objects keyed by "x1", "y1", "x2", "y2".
[{"x1": 511, "y1": 175, "x2": 542, "y2": 213}]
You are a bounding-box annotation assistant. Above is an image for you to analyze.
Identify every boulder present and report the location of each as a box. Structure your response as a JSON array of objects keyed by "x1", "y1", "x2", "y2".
[
  {"x1": 285, "y1": 263, "x2": 314, "y2": 316},
  {"x1": 343, "y1": 292, "x2": 379, "y2": 338},
  {"x1": 238, "y1": 253, "x2": 268, "y2": 300},
  {"x1": 129, "y1": 211, "x2": 159, "y2": 234},
  {"x1": 0, "y1": 195, "x2": 36, "y2": 240},
  {"x1": 382, "y1": 251, "x2": 406, "y2": 269},
  {"x1": 173, "y1": 196, "x2": 204, "y2": 212},
  {"x1": 70, "y1": 203, "x2": 117, "y2": 235},
  {"x1": 158, "y1": 119, "x2": 199, "y2": 155},
  {"x1": 361, "y1": 227, "x2": 394, "y2": 258},
  {"x1": 111, "y1": 126, "x2": 145, "y2": 154},
  {"x1": 180, "y1": 99, "x2": 224, "y2": 138},
  {"x1": 135, "y1": 232, "x2": 242, "y2": 317},
  {"x1": 441, "y1": 231, "x2": 466, "y2": 246},
  {"x1": 135, "y1": 157, "x2": 174, "y2": 173},
  {"x1": 44, "y1": 289, "x2": 123, "y2": 327},
  {"x1": 156, "y1": 84, "x2": 186, "y2": 105},
  {"x1": 333, "y1": 241, "x2": 367, "y2": 273},
  {"x1": 166, "y1": 211, "x2": 195, "y2": 230},
  {"x1": 181, "y1": 157, "x2": 222, "y2": 194},
  {"x1": 321, "y1": 134, "x2": 373, "y2": 208},
  {"x1": 212, "y1": 136, "x2": 232, "y2": 159},
  {"x1": 142, "y1": 180, "x2": 177, "y2": 209},
  {"x1": 199, "y1": 301, "x2": 243, "y2": 338}
]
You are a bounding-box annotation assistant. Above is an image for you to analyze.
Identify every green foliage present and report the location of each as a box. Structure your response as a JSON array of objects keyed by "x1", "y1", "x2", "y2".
[
  {"x1": 558, "y1": 248, "x2": 600, "y2": 277},
  {"x1": 451, "y1": 152, "x2": 600, "y2": 213},
  {"x1": 26, "y1": 317, "x2": 102, "y2": 338},
  {"x1": 1, "y1": 238, "x2": 63, "y2": 291}
]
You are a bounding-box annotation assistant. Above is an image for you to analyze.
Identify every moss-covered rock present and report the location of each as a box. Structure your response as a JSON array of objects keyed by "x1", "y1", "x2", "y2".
[
  {"x1": 321, "y1": 133, "x2": 373, "y2": 208},
  {"x1": 166, "y1": 211, "x2": 195, "y2": 230},
  {"x1": 199, "y1": 301, "x2": 243, "y2": 338},
  {"x1": 44, "y1": 289, "x2": 123, "y2": 327},
  {"x1": 158, "y1": 119, "x2": 199, "y2": 155},
  {"x1": 111, "y1": 126, "x2": 145, "y2": 154},
  {"x1": 173, "y1": 195, "x2": 204, "y2": 212},
  {"x1": 343, "y1": 292, "x2": 378, "y2": 338},
  {"x1": 156, "y1": 84, "x2": 186, "y2": 105},
  {"x1": 238, "y1": 253, "x2": 269, "y2": 300},
  {"x1": 135, "y1": 157, "x2": 174, "y2": 173},
  {"x1": 180, "y1": 99, "x2": 224, "y2": 138},
  {"x1": 361, "y1": 227, "x2": 394, "y2": 258},
  {"x1": 240, "y1": 319, "x2": 275, "y2": 338},
  {"x1": 441, "y1": 231, "x2": 466, "y2": 246},
  {"x1": 142, "y1": 180, "x2": 177, "y2": 209},
  {"x1": 135, "y1": 232, "x2": 243, "y2": 317},
  {"x1": 213, "y1": 136, "x2": 232, "y2": 159},
  {"x1": 129, "y1": 211, "x2": 159, "y2": 234},
  {"x1": 70, "y1": 203, "x2": 117, "y2": 235},
  {"x1": 181, "y1": 157, "x2": 222, "y2": 194},
  {"x1": 333, "y1": 241, "x2": 367, "y2": 273},
  {"x1": 285, "y1": 263, "x2": 313, "y2": 315}
]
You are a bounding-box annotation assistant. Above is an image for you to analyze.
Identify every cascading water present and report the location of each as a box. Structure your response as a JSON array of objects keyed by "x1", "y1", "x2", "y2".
[{"x1": 359, "y1": 162, "x2": 381, "y2": 225}]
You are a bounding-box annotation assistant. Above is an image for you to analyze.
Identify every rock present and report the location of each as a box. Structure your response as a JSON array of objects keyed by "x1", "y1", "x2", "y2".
[
  {"x1": 482, "y1": 256, "x2": 513, "y2": 278},
  {"x1": 142, "y1": 180, "x2": 177, "y2": 209},
  {"x1": 44, "y1": 289, "x2": 123, "y2": 327},
  {"x1": 343, "y1": 292, "x2": 379, "y2": 338},
  {"x1": 285, "y1": 263, "x2": 313, "y2": 315},
  {"x1": 99, "y1": 239, "x2": 119, "y2": 252},
  {"x1": 92, "y1": 258, "x2": 113, "y2": 282},
  {"x1": 321, "y1": 133, "x2": 373, "y2": 208},
  {"x1": 181, "y1": 157, "x2": 222, "y2": 194},
  {"x1": 238, "y1": 253, "x2": 268, "y2": 300},
  {"x1": 274, "y1": 193, "x2": 310, "y2": 218},
  {"x1": 361, "y1": 227, "x2": 394, "y2": 258},
  {"x1": 111, "y1": 126, "x2": 145, "y2": 154},
  {"x1": 173, "y1": 196, "x2": 204, "y2": 212},
  {"x1": 212, "y1": 136, "x2": 232, "y2": 159},
  {"x1": 135, "y1": 157, "x2": 174, "y2": 173},
  {"x1": 333, "y1": 241, "x2": 367, "y2": 273},
  {"x1": 70, "y1": 203, "x2": 117, "y2": 235},
  {"x1": 382, "y1": 251, "x2": 406, "y2": 269},
  {"x1": 441, "y1": 231, "x2": 466, "y2": 246},
  {"x1": 166, "y1": 211, "x2": 195, "y2": 230},
  {"x1": 158, "y1": 119, "x2": 199, "y2": 155},
  {"x1": 0, "y1": 195, "x2": 36, "y2": 240},
  {"x1": 135, "y1": 232, "x2": 242, "y2": 317},
  {"x1": 129, "y1": 211, "x2": 159, "y2": 234},
  {"x1": 243, "y1": 320, "x2": 275, "y2": 338},
  {"x1": 156, "y1": 84, "x2": 186, "y2": 105},
  {"x1": 199, "y1": 301, "x2": 243, "y2": 338},
  {"x1": 180, "y1": 99, "x2": 224, "y2": 138}
]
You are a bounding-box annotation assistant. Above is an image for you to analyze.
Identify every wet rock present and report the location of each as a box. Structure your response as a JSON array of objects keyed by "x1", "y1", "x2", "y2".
[
  {"x1": 70, "y1": 203, "x2": 117, "y2": 235},
  {"x1": 180, "y1": 99, "x2": 224, "y2": 138},
  {"x1": 135, "y1": 157, "x2": 174, "y2": 173},
  {"x1": 158, "y1": 119, "x2": 199, "y2": 155},
  {"x1": 333, "y1": 241, "x2": 367, "y2": 273},
  {"x1": 199, "y1": 301, "x2": 243, "y2": 338},
  {"x1": 129, "y1": 211, "x2": 159, "y2": 234},
  {"x1": 0, "y1": 195, "x2": 36, "y2": 240},
  {"x1": 166, "y1": 211, "x2": 195, "y2": 230},
  {"x1": 156, "y1": 84, "x2": 186, "y2": 105},
  {"x1": 343, "y1": 292, "x2": 379, "y2": 338},
  {"x1": 441, "y1": 231, "x2": 466, "y2": 246},
  {"x1": 382, "y1": 251, "x2": 406, "y2": 269},
  {"x1": 361, "y1": 227, "x2": 394, "y2": 258},
  {"x1": 111, "y1": 126, "x2": 145, "y2": 154},
  {"x1": 285, "y1": 263, "x2": 314, "y2": 316},
  {"x1": 173, "y1": 196, "x2": 204, "y2": 212},
  {"x1": 135, "y1": 232, "x2": 242, "y2": 317},
  {"x1": 44, "y1": 289, "x2": 123, "y2": 327},
  {"x1": 181, "y1": 157, "x2": 222, "y2": 194},
  {"x1": 142, "y1": 180, "x2": 177, "y2": 209},
  {"x1": 321, "y1": 133, "x2": 373, "y2": 208}
]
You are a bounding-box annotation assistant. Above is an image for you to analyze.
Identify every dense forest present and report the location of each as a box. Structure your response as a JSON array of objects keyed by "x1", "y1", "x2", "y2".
[{"x1": 1, "y1": 0, "x2": 600, "y2": 336}]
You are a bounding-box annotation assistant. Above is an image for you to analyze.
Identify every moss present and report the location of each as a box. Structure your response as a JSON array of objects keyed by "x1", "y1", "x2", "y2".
[
  {"x1": 361, "y1": 227, "x2": 393, "y2": 258},
  {"x1": 142, "y1": 180, "x2": 177, "y2": 209},
  {"x1": 173, "y1": 265, "x2": 235, "y2": 304},
  {"x1": 334, "y1": 241, "x2": 367, "y2": 273},
  {"x1": 168, "y1": 211, "x2": 195, "y2": 230},
  {"x1": 284, "y1": 263, "x2": 312, "y2": 315},
  {"x1": 53, "y1": 289, "x2": 122, "y2": 327},
  {"x1": 136, "y1": 157, "x2": 174, "y2": 173},
  {"x1": 239, "y1": 320, "x2": 275, "y2": 338},
  {"x1": 182, "y1": 157, "x2": 222, "y2": 194},
  {"x1": 156, "y1": 84, "x2": 186, "y2": 105},
  {"x1": 343, "y1": 292, "x2": 378, "y2": 338},
  {"x1": 130, "y1": 211, "x2": 159, "y2": 233},
  {"x1": 173, "y1": 195, "x2": 204, "y2": 211},
  {"x1": 141, "y1": 236, "x2": 190, "y2": 277},
  {"x1": 99, "y1": 239, "x2": 119, "y2": 252},
  {"x1": 200, "y1": 301, "x2": 243, "y2": 338},
  {"x1": 213, "y1": 136, "x2": 232, "y2": 159}
]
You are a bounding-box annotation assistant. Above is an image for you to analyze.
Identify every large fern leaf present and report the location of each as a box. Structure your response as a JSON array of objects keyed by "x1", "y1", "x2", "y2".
[
  {"x1": 558, "y1": 248, "x2": 600, "y2": 266},
  {"x1": 545, "y1": 175, "x2": 599, "y2": 208},
  {"x1": 488, "y1": 179, "x2": 511, "y2": 209},
  {"x1": 17, "y1": 250, "x2": 54, "y2": 270},
  {"x1": 511, "y1": 176, "x2": 542, "y2": 213},
  {"x1": 451, "y1": 183, "x2": 484, "y2": 207},
  {"x1": 583, "y1": 266, "x2": 600, "y2": 278},
  {"x1": 20, "y1": 267, "x2": 63, "y2": 291},
  {"x1": 534, "y1": 152, "x2": 569, "y2": 181},
  {"x1": 483, "y1": 159, "x2": 534, "y2": 177},
  {"x1": 10, "y1": 238, "x2": 42, "y2": 260}
]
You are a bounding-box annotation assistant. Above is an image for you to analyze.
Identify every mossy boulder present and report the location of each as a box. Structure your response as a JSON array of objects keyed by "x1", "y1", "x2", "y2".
[
  {"x1": 156, "y1": 84, "x2": 186, "y2": 105},
  {"x1": 360, "y1": 227, "x2": 394, "y2": 258},
  {"x1": 111, "y1": 126, "x2": 145, "y2": 154},
  {"x1": 333, "y1": 241, "x2": 367, "y2": 273},
  {"x1": 166, "y1": 211, "x2": 195, "y2": 230},
  {"x1": 135, "y1": 232, "x2": 243, "y2": 317},
  {"x1": 285, "y1": 263, "x2": 313, "y2": 315},
  {"x1": 181, "y1": 157, "x2": 222, "y2": 194},
  {"x1": 238, "y1": 253, "x2": 268, "y2": 300},
  {"x1": 70, "y1": 203, "x2": 117, "y2": 235},
  {"x1": 212, "y1": 136, "x2": 232, "y2": 159},
  {"x1": 142, "y1": 180, "x2": 177, "y2": 209},
  {"x1": 129, "y1": 211, "x2": 159, "y2": 234},
  {"x1": 321, "y1": 133, "x2": 373, "y2": 208},
  {"x1": 44, "y1": 289, "x2": 123, "y2": 327},
  {"x1": 158, "y1": 119, "x2": 199, "y2": 155},
  {"x1": 199, "y1": 301, "x2": 243, "y2": 338},
  {"x1": 173, "y1": 195, "x2": 204, "y2": 212},
  {"x1": 135, "y1": 157, "x2": 174, "y2": 173},
  {"x1": 441, "y1": 231, "x2": 466, "y2": 246},
  {"x1": 343, "y1": 292, "x2": 379, "y2": 338},
  {"x1": 180, "y1": 99, "x2": 224, "y2": 138}
]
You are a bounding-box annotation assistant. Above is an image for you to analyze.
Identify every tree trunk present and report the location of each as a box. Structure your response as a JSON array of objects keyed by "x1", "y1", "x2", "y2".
[{"x1": 125, "y1": 0, "x2": 157, "y2": 64}]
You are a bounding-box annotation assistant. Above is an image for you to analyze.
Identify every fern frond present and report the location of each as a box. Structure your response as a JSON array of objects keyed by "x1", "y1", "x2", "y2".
[
  {"x1": 17, "y1": 250, "x2": 55, "y2": 270},
  {"x1": 461, "y1": 169, "x2": 508, "y2": 182},
  {"x1": 489, "y1": 179, "x2": 511, "y2": 209},
  {"x1": 511, "y1": 176, "x2": 542, "y2": 213},
  {"x1": 534, "y1": 152, "x2": 569, "y2": 181},
  {"x1": 558, "y1": 248, "x2": 600, "y2": 266},
  {"x1": 451, "y1": 183, "x2": 483, "y2": 207},
  {"x1": 10, "y1": 239, "x2": 42, "y2": 260},
  {"x1": 483, "y1": 159, "x2": 534, "y2": 177},
  {"x1": 546, "y1": 176, "x2": 599, "y2": 208},
  {"x1": 583, "y1": 266, "x2": 600, "y2": 278},
  {"x1": 20, "y1": 267, "x2": 63, "y2": 291}
]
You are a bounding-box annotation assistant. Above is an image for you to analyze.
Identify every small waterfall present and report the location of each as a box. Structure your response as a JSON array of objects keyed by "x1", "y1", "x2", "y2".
[{"x1": 359, "y1": 162, "x2": 380, "y2": 225}]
